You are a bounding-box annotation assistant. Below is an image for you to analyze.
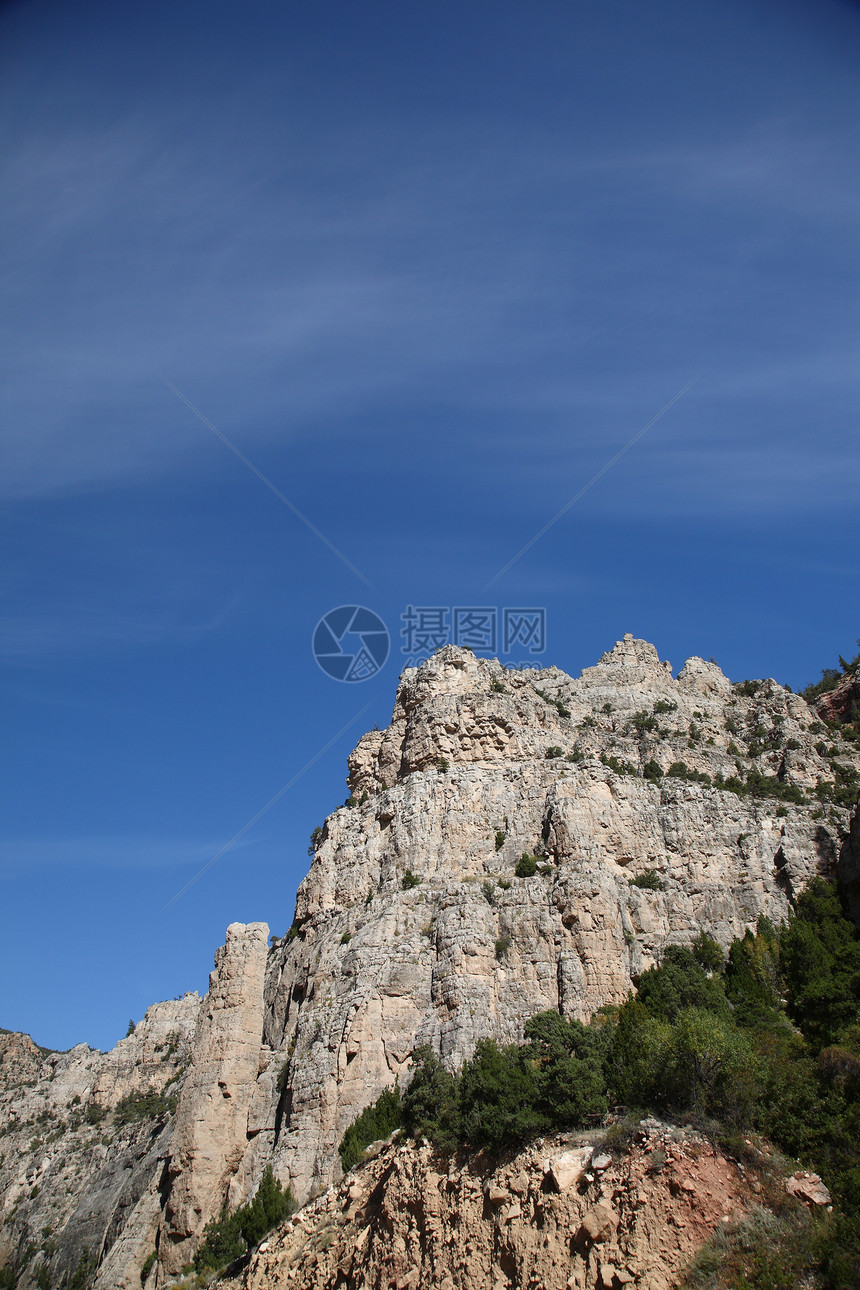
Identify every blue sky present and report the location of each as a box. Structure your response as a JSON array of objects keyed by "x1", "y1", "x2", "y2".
[{"x1": 2, "y1": 0, "x2": 858, "y2": 1051}]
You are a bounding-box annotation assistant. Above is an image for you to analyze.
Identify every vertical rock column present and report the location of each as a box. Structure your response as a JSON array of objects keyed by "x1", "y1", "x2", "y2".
[{"x1": 160, "y1": 921, "x2": 269, "y2": 1275}]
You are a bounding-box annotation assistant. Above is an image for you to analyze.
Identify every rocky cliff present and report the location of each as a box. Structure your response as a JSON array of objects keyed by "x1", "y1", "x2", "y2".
[{"x1": 1, "y1": 636, "x2": 857, "y2": 1289}]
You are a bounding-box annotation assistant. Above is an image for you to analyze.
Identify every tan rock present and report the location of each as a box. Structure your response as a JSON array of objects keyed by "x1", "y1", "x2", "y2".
[
  {"x1": 576, "y1": 1202, "x2": 618, "y2": 1247},
  {"x1": 786, "y1": 1171, "x2": 832, "y2": 1206},
  {"x1": 212, "y1": 1130, "x2": 755, "y2": 1290},
  {"x1": 160, "y1": 922, "x2": 270, "y2": 1274}
]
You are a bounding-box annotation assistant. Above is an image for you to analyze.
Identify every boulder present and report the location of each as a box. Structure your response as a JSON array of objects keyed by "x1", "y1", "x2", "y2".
[
  {"x1": 547, "y1": 1147, "x2": 592, "y2": 1191},
  {"x1": 786, "y1": 1172, "x2": 832, "y2": 1206}
]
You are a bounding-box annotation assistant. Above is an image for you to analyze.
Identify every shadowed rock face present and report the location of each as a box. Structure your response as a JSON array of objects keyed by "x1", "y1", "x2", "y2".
[
  {"x1": 1, "y1": 638, "x2": 857, "y2": 1289},
  {"x1": 814, "y1": 667, "x2": 860, "y2": 726}
]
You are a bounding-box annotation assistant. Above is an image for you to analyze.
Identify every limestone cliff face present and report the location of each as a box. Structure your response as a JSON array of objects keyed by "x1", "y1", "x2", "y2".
[
  {"x1": 161, "y1": 923, "x2": 270, "y2": 1276},
  {"x1": 0, "y1": 995, "x2": 199, "y2": 1289},
  {"x1": 260, "y1": 640, "x2": 855, "y2": 1208},
  {"x1": 1, "y1": 637, "x2": 858, "y2": 1289}
]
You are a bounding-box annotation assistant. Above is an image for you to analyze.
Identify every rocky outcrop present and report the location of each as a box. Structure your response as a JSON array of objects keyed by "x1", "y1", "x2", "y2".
[
  {"x1": 260, "y1": 641, "x2": 856, "y2": 1209},
  {"x1": 161, "y1": 923, "x2": 270, "y2": 1276},
  {"x1": 813, "y1": 667, "x2": 860, "y2": 726},
  {"x1": 2, "y1": 636, "x2": 858, "y2": 1289},
  {"x1": 220, "y1": 1120, "x2": 762, "y2": 1290},
  {"x1": 0, "y1": 996, "x2": 199, "y2": 1289}
]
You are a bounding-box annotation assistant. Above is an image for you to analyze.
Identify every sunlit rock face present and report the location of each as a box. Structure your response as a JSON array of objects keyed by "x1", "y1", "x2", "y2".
[{"x1": 262, "y1": 638, "x2": 854, "y2": 1204}]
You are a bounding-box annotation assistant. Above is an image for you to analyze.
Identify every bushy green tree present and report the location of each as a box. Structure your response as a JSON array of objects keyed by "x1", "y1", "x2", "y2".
[
  {"x1": 194, "y1": 1206, "x2": 245, "y2": 1272},
  {"x1": 402, "y1": 1046, "x2": 460, "y2": 1152},
  {"x1": 663, "y1": 1008, "x2": 758, "y2": 1123},
  {"x1": 636, "y1": 945, "x2": 732, "y2": 1023},
  {"x1": 458, "y1": 1039, "x2": 546, "y2": 1152},
  {"x1": 339, "y1": 1084, "x2": 402, "y2": 1171},
  {"x1": 194, "y1": 1168, "x2": 294, "y2": 1272},
  {"x1": 239, "y1": 1166, "x2": 293, "y2": 1247},
  {"x1": 605, "y1": 998, "x2": 672, "y2": 1108},
  {"x1": 779, "y1": 879, "x2": 860, "y2": 1049},
  {"x1": 523, "y1": 1011, "x2": 609, "y2": 1126},
  {"x1": 724, "y1": 918, "x2": 784, "y2": 1031},
  {"x1": 691, "y1": 931, "x2": 724, "y2": 972}
]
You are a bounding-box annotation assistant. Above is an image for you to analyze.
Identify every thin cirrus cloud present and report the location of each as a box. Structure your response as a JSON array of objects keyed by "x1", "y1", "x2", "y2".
[
  {"x1": 0, "y1": 594, "x2": 245, "y2": 661},
  {"x1": 1, "y1": 107, "x2": 857, "y2": 507},
  {"x1": 0, "y1": 835, "x2": 249, "y2": 873}
]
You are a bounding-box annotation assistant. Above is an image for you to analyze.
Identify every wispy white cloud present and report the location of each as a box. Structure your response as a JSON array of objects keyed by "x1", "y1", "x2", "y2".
[
  {"x1": 0, "y1": 834, "x2": 259, "y2": 872},
  {"x1": 0, "y1": 594, "x2": 243, "y2": 660},
  {"x1": 1, "y1": 104, "x2": 857, "y2": 511}
]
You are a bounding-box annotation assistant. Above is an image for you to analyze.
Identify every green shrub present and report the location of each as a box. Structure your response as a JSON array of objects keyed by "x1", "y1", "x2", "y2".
[
  {"x1": 114, "y1": 1088, "x2": 176, "y2": 1126},
  {"x1": 636, "y1": 946, "x2": 732, "y2": 1023},
  {"x1": 692, "y1": 931, "x2": 724, "y2": 972},
  {"x1": 600, "y1": 752, "x2": 637, "y2": 776},
  {"x1": 629, "y1": 869, "x2": 661, "y2": 891},
  {"x1": 515, "y1": 853, "x2": 538, "y2": 878},
  {"x1": 494, "y1": 829, "x2": 506, "y2": 851},
  {"x1": 402, "y1": 1047, "x2": 460, "y2": 1152},
  {"x1": 458, "y1": 1039, "x2": 546, "y2": 1152},
  {"x1": 681, "y1": 1203, "x2": 818, "y2": 1290},
  {"x1": 494, "y1": 935, "x2": 511, "y2": 960},
  {"x1": 779, "y1": 878, "x2": 860, "y2": 1050},
  {"x1": 545, "y1": 745, "x2": 563, "y2": 759},
  {"x1": 402, "y1": 870, "x2": 420, "y2": 890},
  {"x1": 339, "y1": 1085, "x2": 402, "y2": 1172},
  {"x1": 632, "y1": 710, "x2": 658, "y2": 734},
  {"x1": 643, "y1": 759, "x2": 663, "y2": 782},
  {"x1": 535, "y1": 687, "x2": 570, "y2": 718},
  {"x1": 801, "y1": 641, "x2": 859, "y2": 703}
]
